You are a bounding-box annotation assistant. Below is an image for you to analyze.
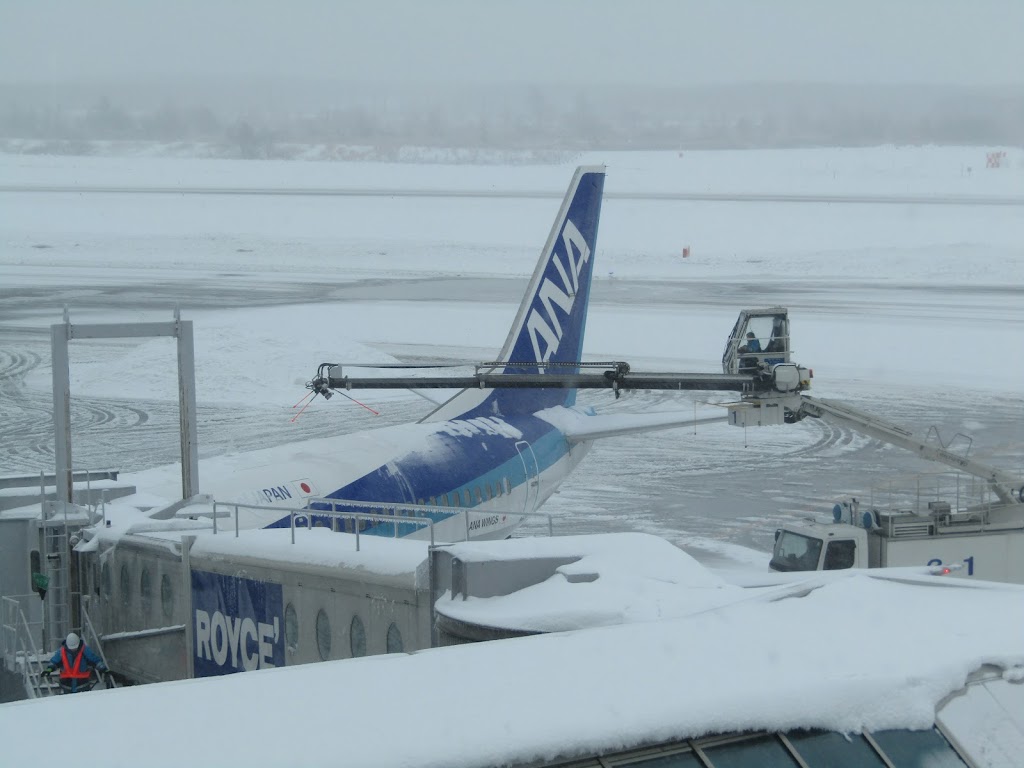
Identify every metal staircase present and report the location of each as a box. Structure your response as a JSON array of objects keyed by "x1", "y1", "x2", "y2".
[
  {"x1": 1, "y1": 494, "x2": 117, "y2": 699},
  {"x1": 1, "y1": 596, "x2": 57, "y2": 699},
  {"x1": 1, "y1": 598, "x2": 116, "y2": 698}
]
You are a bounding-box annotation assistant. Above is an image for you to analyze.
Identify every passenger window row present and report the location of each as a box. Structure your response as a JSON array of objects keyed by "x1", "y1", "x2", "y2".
[{"x1": 422, "y1": 477, "x2": 513, "y2": 508}]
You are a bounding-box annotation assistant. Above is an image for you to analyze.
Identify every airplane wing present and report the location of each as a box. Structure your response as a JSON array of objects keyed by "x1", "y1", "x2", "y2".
[
  {"x1": 408, "y1": 388, "x2": 451, "y2": 406},
  {"x1": 541, "y1": 410, "x2": 728, "y2": 442}
]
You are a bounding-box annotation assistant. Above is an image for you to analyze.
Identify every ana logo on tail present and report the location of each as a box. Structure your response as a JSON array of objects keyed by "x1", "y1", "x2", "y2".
[{"x1": 527, "y1": 219, "x2": 592, "y2": 365}]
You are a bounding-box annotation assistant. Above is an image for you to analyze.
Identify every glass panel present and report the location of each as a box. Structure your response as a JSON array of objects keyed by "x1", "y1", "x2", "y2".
[
  {"x1": 386, "y1": 622, "x2": 403, "y2": 653},
  {"x1": 766, "y1": 315, "x2": 788, "y2": 354},
  {"x1": 787, "y1": 730, "x2": 887, "y2": 768},
  {"x1": 350, "y1": 615, "x2": 367, "y2": 658},
  {"x1": 315, "y1": 608, "x2": 331, "y2": 661},
  {"x1": 284, "y1": 603, "x2": 298, "y2": 652},
  {"x1": 463, "y1": 489, "x2": 471, "y2": 507},
  {"x1": 703, "y1": 735, "x2": 798, "y2": 768},
  {"x1": 870, "y1": 729, "x2": 967, "y2": 768},
  {"x1": 139, "y1": 567, "x2": 152, "y2": 617},
  {"x1": 120, "y1": 564, "x2": 132, "y2": 607},
  {"x1": 102, "y1": 562, "x2": 112, "y2": 597},
  {"x1": 823, "y1": 540, "x2": 856, "y2": 570},
  {"x1": 771, "y1": 530, "x2": 823, "y2": 571},
  {"x1": 160, "y1": 573, "x2": 173, "y2": 619},
  {"x1": 619, "y1": 751, "x2": 702, "y2": 766}
]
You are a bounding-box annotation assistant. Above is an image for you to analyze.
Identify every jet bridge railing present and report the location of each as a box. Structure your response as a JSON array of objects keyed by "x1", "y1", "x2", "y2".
[
  {"x1": 212, "y1": 498, "x2": 557, "y2": 548},
  {"x1": 212, "y1": 500, "x2": 436, "y2": 549},
  {"x1": 306, "y1": 496, "x2": 558, "y2": 541},
  {"x1": 291, "y1": 504, "x2": 435, "y2": 550}
]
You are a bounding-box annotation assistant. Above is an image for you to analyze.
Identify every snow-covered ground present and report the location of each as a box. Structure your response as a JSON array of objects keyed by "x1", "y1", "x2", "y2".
[
  {"x1": 2, "y1": 145, "x2": 1023, "y2": 767},
  {"x1": 1, "y1": 531, "x2": 1022, "y2": 768},
  {"x1": 1, "y1": 145, "x2": 1022, "y2": 559}
]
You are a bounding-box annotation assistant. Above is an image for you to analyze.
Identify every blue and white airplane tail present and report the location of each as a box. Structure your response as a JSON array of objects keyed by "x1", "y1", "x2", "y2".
[
  {"x1": 422, "y1": 165, "x2": 605, "y2": 422},
  {"x1": 121, "y1": 163, "x2": 719, "y2": 543}
]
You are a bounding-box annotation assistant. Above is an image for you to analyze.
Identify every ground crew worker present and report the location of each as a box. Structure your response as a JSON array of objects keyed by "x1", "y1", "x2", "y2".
[
  {"x1": 44, "y1": 632, "x2": 107, "y2": 693},
  {"x1": 739, "y1": 331, "x2": 762, "y2": 353}
]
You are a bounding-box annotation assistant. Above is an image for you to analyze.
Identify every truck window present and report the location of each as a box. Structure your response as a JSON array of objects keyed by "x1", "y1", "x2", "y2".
[
  {"x1": 823, "y1": 540, "x2": 856, "y2": 570},
  {"x1": 770, "y1": 530, "x2": 823, "y2": 572}
]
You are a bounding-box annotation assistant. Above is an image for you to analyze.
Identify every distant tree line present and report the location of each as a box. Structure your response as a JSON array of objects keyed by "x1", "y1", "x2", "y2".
[{"x1": 0, "y1": 82, "x2": 1020, "y2": 158}]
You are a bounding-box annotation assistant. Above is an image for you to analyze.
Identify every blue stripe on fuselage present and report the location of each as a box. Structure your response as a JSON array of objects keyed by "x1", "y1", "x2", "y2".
[{"x1": 267, "y1": 414, "x2": 573, "y2": 535}]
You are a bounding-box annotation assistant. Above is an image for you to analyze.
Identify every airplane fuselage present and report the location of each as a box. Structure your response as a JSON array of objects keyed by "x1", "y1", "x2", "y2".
[{"x1": 180, "y1": 407, "x2": 591, "y2": 541}]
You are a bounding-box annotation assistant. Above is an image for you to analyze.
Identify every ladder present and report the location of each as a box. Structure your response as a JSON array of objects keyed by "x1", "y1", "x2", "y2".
[{"x1": 41, "y1": 515, "x2": 73, "y2": 647}]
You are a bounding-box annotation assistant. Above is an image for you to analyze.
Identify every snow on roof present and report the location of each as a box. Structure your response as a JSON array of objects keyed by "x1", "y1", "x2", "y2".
[
  {"x1": 72, "y1": 500, "x2": 212, "y2": 553},
  {"x1": 3, "y1": 566, "x2": 1022, "y2": 768},
  {"x1": 437, "y1": 532, "x2": 741, "y2": 632},
  {"x1": 77, "y1": 503, "x2": 430, "y2": 581},
  {"x1": 189, "y1": 526, "x2": 430, "y2": 583}
]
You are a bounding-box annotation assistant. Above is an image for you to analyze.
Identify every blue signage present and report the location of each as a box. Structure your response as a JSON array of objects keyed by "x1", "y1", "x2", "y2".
[{"x1": 191, "y1": 569, "x2": 284, "y2": 677}]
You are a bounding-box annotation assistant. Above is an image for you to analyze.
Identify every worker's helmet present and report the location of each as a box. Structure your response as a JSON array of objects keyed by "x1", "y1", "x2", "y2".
[
  {"x1": 66, "y1": 632, "x2": 81, "y2": 650},
  {"x1": 746, "y1": 332, "x2": 755, "y2": 338}
]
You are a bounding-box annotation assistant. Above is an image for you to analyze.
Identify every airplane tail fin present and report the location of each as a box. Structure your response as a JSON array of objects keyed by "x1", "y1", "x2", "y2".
[{"x1": 422, "y1": 165, "x2": 605, "y2": 422}]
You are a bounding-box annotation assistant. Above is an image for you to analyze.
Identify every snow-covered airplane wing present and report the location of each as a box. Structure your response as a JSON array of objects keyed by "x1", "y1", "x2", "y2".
[{"x1": 539, "y1": 409, "x2": 728, "y2": 442}]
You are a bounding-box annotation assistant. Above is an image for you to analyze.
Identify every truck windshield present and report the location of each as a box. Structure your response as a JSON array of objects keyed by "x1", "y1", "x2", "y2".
[{"x1": 770, "y1": 530, "x2": 823, "y2": 572}]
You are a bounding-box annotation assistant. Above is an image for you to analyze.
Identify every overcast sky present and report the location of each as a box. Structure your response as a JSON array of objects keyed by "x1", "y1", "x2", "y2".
[{"x1": 2, "y1": 0, "x2": 1022, "y2": 88}]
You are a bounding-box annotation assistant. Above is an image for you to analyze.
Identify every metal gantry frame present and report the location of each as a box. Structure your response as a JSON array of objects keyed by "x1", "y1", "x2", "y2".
[{"x1": 50, "y1": 307, "x2": 199, "y2": 503}]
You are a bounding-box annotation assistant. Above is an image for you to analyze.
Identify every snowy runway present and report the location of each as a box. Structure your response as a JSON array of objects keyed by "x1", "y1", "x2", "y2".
[{"x1": 2, "y1": 147, "x2": 1022, "y2": 560}]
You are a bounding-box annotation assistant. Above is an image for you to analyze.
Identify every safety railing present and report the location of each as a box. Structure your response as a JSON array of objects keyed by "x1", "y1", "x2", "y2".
[
  {"x1": 210, "y1": 497, "x2": 557, "y2": 548},
  {"x1": 81, "y1": 601, "x2": 117, "y2": 689},
  {"x1": 1, "y1": 595, "x2": 49, "y2": 699},
  {"x1": 28, "y1": 468, "x2": 119, "y2": 521},
  {"x1": 209, "y1": 500, "x2": 434, "y2": 550},
  {"x1": 868, "y1": 472, "x2": 998, "y2": 521}
]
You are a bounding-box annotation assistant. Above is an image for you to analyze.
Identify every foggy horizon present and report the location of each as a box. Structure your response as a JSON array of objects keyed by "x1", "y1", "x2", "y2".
[
  {"x1": 2, "y1": 2, "x2": 1022, "y2": 154},
  {"x1": 3, "y1": 1, "x2": 1023, "y2": 88}
]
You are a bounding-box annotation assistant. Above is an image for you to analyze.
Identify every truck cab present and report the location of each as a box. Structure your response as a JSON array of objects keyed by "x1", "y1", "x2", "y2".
[
  {"x1": 722, "y1": 308, "x2": 791, "y2": 375},
  {"x1": 770, "y1": 520, "x2": 868, "y2": 572},
  {"x1": 769, "y1": 491, "x2": 1024, "y2": 583}
]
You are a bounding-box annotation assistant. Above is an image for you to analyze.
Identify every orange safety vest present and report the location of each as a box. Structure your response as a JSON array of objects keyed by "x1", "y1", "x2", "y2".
[{"x1": 59, "y1": 646, "x2": 91, "y2": 680}]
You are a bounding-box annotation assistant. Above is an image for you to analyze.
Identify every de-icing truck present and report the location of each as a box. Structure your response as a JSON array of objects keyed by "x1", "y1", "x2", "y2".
[{"x1": 720, "y1": 308, "x2": 1024, "y2": 584}]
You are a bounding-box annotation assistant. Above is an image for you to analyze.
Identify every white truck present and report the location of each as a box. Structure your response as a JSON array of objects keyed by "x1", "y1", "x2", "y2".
[
  {"x1": 721, "y1": 308, "x2": 1024, "y2": 583},
  {"x1": 766, "y1": 397, "x2": 1024, "y2": 583},
  {"x1": 770, "y1": 493, "x2": 1024, "y2": 583}
]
